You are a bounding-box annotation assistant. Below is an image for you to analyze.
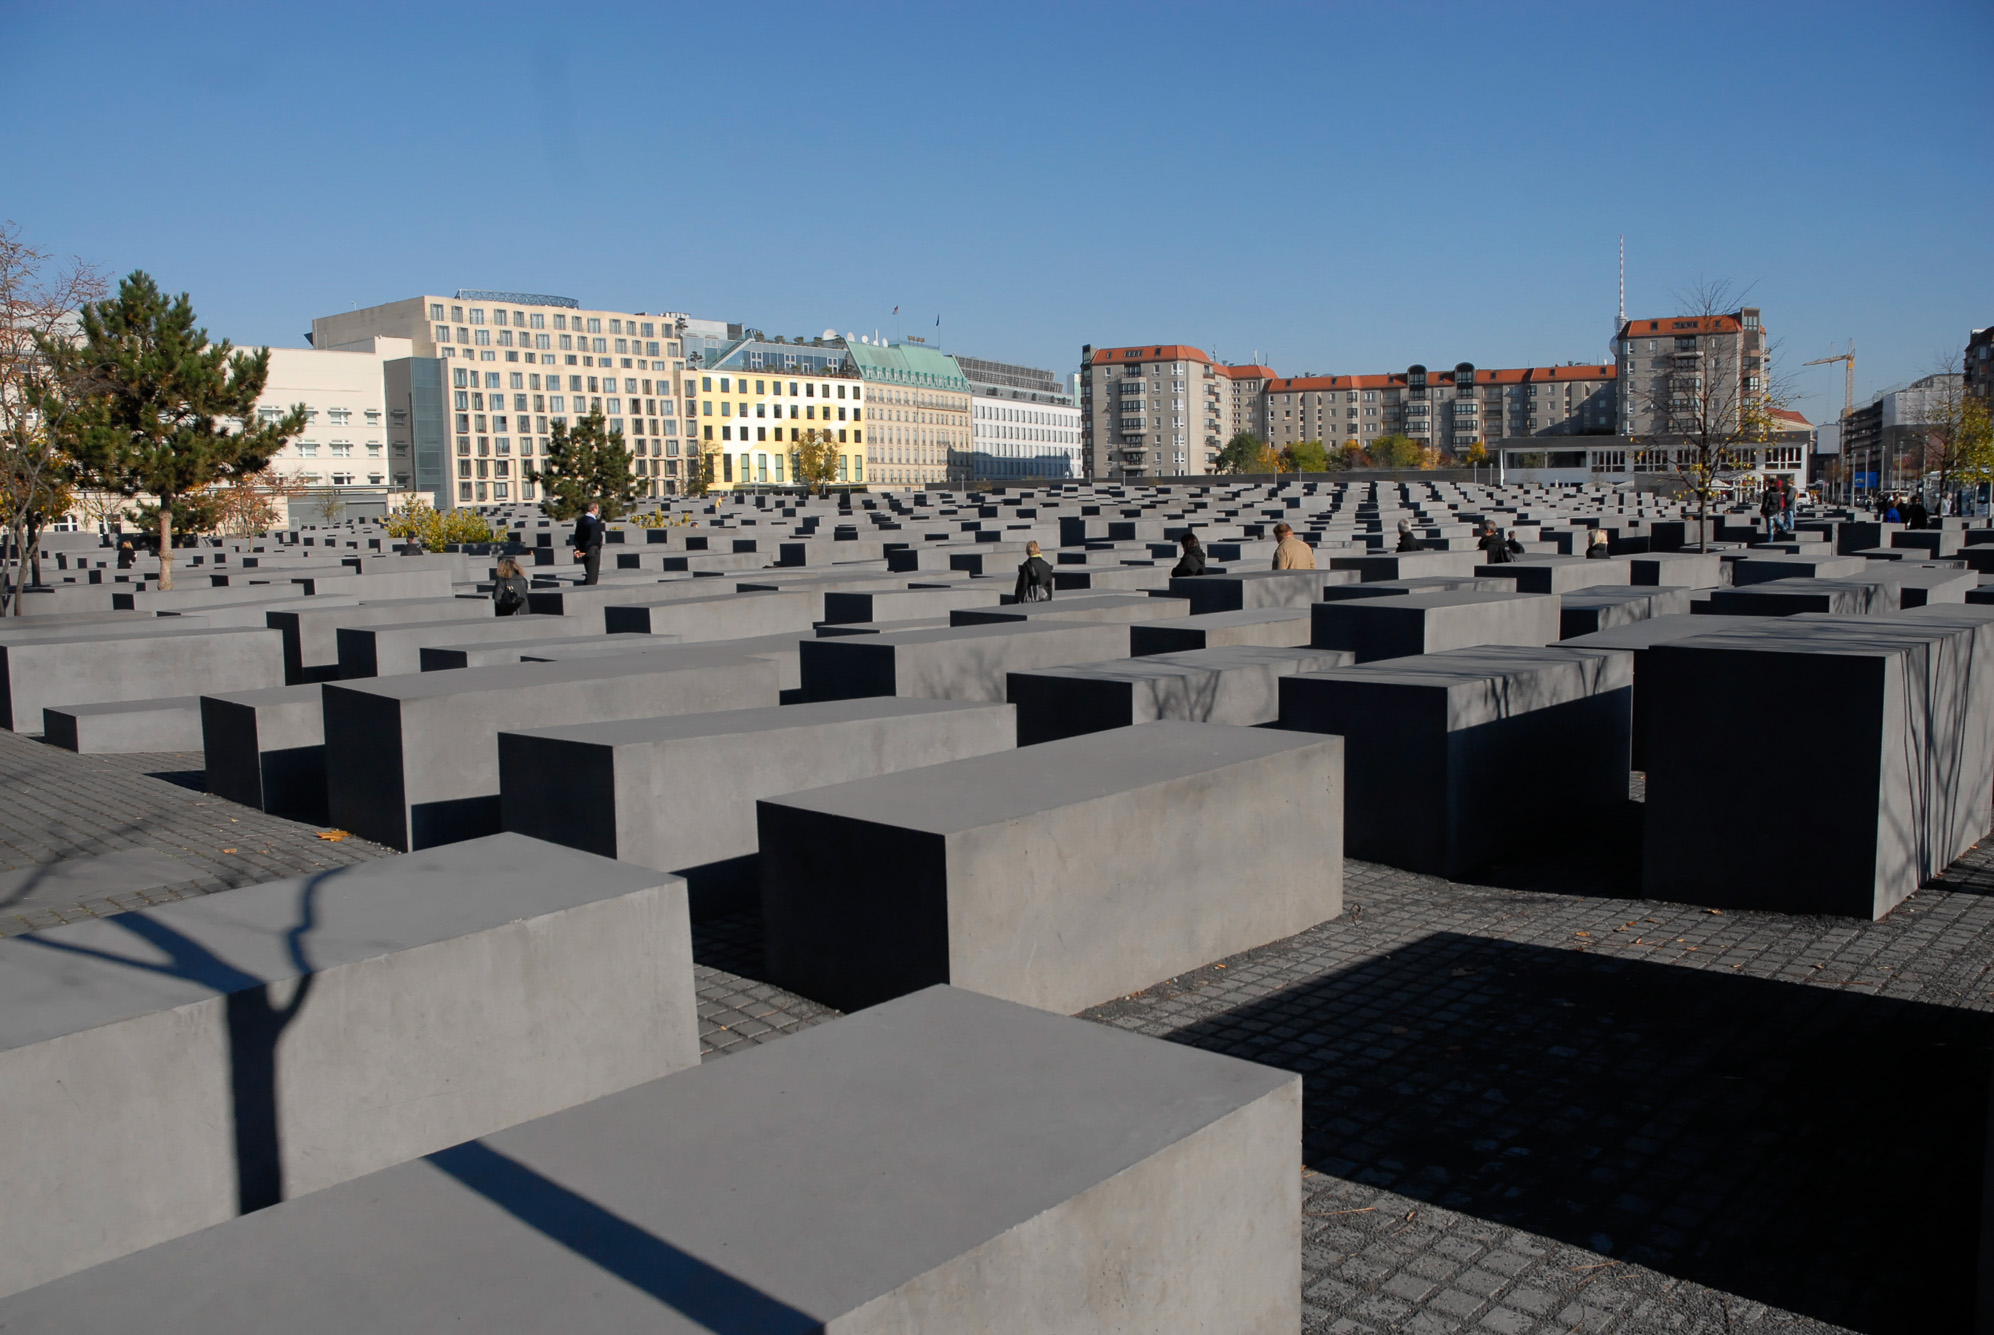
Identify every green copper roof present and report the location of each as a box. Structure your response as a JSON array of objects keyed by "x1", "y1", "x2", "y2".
[{"x1": 845, "y1": 340, "x2": 967, "y2": 390}]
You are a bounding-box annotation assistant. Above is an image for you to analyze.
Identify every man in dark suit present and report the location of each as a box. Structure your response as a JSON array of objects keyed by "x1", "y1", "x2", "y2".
[{"x1": 572, "y1": 502, "x2": 605, "y2": 585}]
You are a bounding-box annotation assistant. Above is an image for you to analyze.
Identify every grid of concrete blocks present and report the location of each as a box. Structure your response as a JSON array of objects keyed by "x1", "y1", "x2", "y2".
[{"x1": 1, "y1": 476, "x2": 1991, "y2": 1330}]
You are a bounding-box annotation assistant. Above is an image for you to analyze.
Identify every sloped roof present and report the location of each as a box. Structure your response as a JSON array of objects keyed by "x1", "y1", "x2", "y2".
[
  {"x1": 846, "y1": 340, "x2": 968, "y2": 390},
  {"x1": 1268, "y1": 365, "x2": 1616, "y2": 393},
  {"x1": 1084, "y1": 344, "x2": 1214, "y2": 367}
]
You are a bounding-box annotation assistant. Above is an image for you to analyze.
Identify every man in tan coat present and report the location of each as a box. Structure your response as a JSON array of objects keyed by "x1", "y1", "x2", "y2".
[{"x1": 1271, "y1": 523, "x2": 1316, "y2": 570}]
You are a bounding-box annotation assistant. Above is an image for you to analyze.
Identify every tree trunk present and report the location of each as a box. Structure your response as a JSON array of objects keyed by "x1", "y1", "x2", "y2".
[
  {"x1": 27, "y1": 526, "x2": 40, "y2": 589},
  {"x1": 157, "y1": 504, "x2": 174, "y2": 591}
]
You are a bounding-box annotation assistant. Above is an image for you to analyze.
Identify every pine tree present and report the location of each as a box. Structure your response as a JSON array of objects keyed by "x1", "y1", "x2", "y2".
[
  {"x1": 46, "y1": 272, "x2": 302, "y2": 590},
  {"x1": 527, "y1": 411, "x2": 643, "y2": 520}
]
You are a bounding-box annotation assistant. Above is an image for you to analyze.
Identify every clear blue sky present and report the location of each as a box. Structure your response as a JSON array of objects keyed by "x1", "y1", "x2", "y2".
[{"x1": 3, "y1": 1, "x2": 1988, "y2": 424}]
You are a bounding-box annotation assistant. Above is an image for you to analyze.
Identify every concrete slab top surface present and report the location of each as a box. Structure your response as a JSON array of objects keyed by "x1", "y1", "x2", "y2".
[
  {"x1": 1141, "y1": 607, "x2": 1310, "y2": 629},
  {"x1": 1558, "y1": 585, "x2": 1691, "y2": 608},
  {"x1": 504, "y1": 697, "x2": 1009, "y2": 748},
  {"x1": 45, "y1": 695, "x2": 201, "y2": 718},
  {"x1": 1559, "y1": 612, "x2": 1764, "y2": 651},
  {"x1": 1319, "y1": 589, "x2": 1554, "y2": 611},
  {"x1": 835, "y1": 619, "x2": 1125, "y2": 649},
  {"x1": 0, "y1": 986, "x2": 1290, "y2": 1333},
  {"x1": 1665, "y1": 616, "x2": 1972, "y2": 658},
  {"x1": 324, "y1": 650, "x2": 758, "y2": 702},
  {"x1": 197, "y1": 682, "x2": 332, "y2": 708},
  {"x1": 1290, "y1": 644, "x2": 1632, "y2": 725},
  {"x1": 1025, "y1": 646, "x2": 1349, "y2": 682},
  {"x1": 0, "y1": 625, "x2": 276, "y2": 649},
  {"x1": 766, "y1": 720, "x2": 1336, "y2": 833},
  {"x1": 0, "y1": 834, "x2": 671, "y2": 1053}
]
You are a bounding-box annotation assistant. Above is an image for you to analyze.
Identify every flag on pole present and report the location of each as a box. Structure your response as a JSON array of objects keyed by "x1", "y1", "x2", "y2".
[
  {"x1": 935, "y1": 315, "x2": 940, "y2": 327},
  {"x1": 892, "y1": 305, "x2": 898, "y2": 315}
]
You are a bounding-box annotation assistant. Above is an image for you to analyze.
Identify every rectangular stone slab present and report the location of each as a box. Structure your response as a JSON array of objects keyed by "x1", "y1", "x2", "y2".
[
  {"x1": 1704, "y1": 578, "x2": 1898, "y2": 617},
  {"x1": 0, "y1": 626, "x2": 284, "y2": 732},
  {"x1": 43, "y1": 695, "x2": 202, "y2": 753},
  {"x1": 1310, "y1": 590, "x2": 1560, "y2": 662},
  {"x1": 760, "y1": 721, "x2": 1342, "y2": 1013},
  {"x1": 1557, "y1": 586, "x2": 1695, "y2": 638},
  {"x1": 1129, "y1": 607, "x2": 1313, "y2": 654},
  {"x1": 0, "y1": 985, "x2": 1300, "y2": 1334},
  {"x1": 419, "y1": 633, "x2": 675, "y2": 671},
  {"x1": 337, "y1": 614, "x2": 585, "y2": 679},
  {"x1": 821, "y1": 585, "x2": 1006, "y2": 624},
  {"x1": 1008, "y1": 646, "x2": 1357, "y2": 744},
  {"x1": 602, "y1": 589, "x2": 817, "y2": 642},
  {"x1": 1626, "y1": 551, "x2": 1724, "y2": 588},
  {"x1": 324, "y1": 654, "x2": 780, "y2": 850},
  {"x1": 500, "y1": 698, "x2": 1016, "y2": 918},
  {"x1": 800, "y1": 619, "x2": 1133, "y2": 703},
  {"x1": 1165, "y1": 569, "x2": 1358, "y2": 614},
  {"x1": 1473, "y1": 556, "x2": 1632, "y2": 595},
  {"x1": 0, "y1": 833, "x2": 698, "y2": 1299},
  {"x1": 948, "y1": 592, "x2": 1191, "y2": 627},
  {"x1": 265, "y1": 597, "x2": 490, "y2": 684},
  {"x1": 1641, "y1": 617, "x2": 1994, "y2": 918},
  {"x1": 1559, "y1": 613, "x2": 1761, "y2": 769},
  {"x1": 1277, "y1": 645, "x2": 1632, "y2": 878},
  {"x1": 1327, "y1": 550, "x2": 1479, "y2": 582},
  {"x1": 201, "y1": 683, "x2": 329, "y2": 820}
]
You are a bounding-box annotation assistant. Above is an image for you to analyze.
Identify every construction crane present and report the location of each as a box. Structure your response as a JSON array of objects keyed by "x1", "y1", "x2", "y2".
[
  {"x1": 1804, "y1": 341, "x2": 1857, "y2": 499},
  {"x1": 1804, "y1": 340, "x2": 1856, "y2": 420}
]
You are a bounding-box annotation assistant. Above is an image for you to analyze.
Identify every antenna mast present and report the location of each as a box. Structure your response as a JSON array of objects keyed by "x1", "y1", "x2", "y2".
[{"x1": 1617, "y1": 236, "x2": 1625, "y2": 327}]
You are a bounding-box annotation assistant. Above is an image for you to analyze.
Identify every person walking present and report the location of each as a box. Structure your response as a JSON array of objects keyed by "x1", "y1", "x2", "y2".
[
  {"x1": 571, "y1": 502, "x2": 605, "y2": 585},
  {"x1": 115, "y1": 540, "x2": 134, "y2": 570},
  {"x1": 1014, "y1": 540, "x2": 1055, "y2": 602},
  {"x1": 1585, "y1": 527, "x2": 1610, "y2": 559},
  {"x1": 1760, "y1": 476, "x2": 1781, "y2": 543},
  {"x1": 1906, "y1": 495, "x2": 1928, "y2": 530},
  {"x1": 492, "y1": 555, "x2": 530, "y2": 616},
  {"x1": 1170, "y1": 532, "x2": 1206, "y2": 578},
  {"x1": 1271, "y1": 522, "x2": 1315, "y2": 569},
  {"x1": 1477, "y1": 521, "x2": 1514, "y2": 565},
  {"x1": 1395, "y1": 519, "x2": 1420, "y2": 553},
  {"x1": 1882, "y1": 495, "x2": 1903, "y2": 524}
]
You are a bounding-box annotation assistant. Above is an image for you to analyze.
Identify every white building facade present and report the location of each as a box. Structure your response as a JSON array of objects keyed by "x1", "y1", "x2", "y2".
[{"x1": 957, "y1": 355, "x2": 1083, "y2": 482}]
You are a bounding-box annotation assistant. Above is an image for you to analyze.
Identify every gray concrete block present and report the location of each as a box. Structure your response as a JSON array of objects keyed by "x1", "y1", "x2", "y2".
[
  {"x1": 1277, "y1": 645, "x2": 1632, "y2": 878},
  {"x1": 949, "y1": 593, "x2": 1191, "y2": 627},
  {"x1": 43, "y1": 695, "x2": 202, "y2": 753},
  {"x1": 1008, "y1": 646, "x2": 1356, "y2": 744},
  {"x1": 266, "y1": 597, "x2": 490, "y2": 684},
  {"x1": 1727, "y1": 553, "x2": 1869, "y2": 586},
  {"x1": 1129, "y1": 607, "x2": 1313, "y2": 655},
  {"x1": 1626, "y1": 551, "x2": 1725, "y2": 588},
  {"x1": 800, "y1": 619, "x2": 1134, "y2": 703},
  {"x1": 419, "y1": 633, "x2": 674, "y2": 671},
  {"x1": 1642, "y1": 617, "x2": 1994, "y2": 917},
  {"x1": 201, "y1": 683, "x2": 329, "y2": 820},
  {"x1": 1474, "y1": 556, "x2": 1632, "y2": 595},
  {"x1": 1558, "y1": 586, "x2": 1696, "y2": 638},
  {"x1": 1051, "y1": 563, "x2": 1179, "y2": 593},
  {"x1": 336, "y1": 614, "x2": 583, "y2": 679},
  {"x1": 761, "y1": 722, "x2": 1342, "y2": 1013},
  {"x1": 0, "y1": 986, "x2": 1299, "y2": 1334},
  {"x1": 1317, "y1": 575, "x2": 1516, "y2": 603},
  {"x1": 325, "y1": 654, "x2": 780, "y2": 851},
  {"x1": 502, "y1": 698, "x2": 1016, "y2": 918},
  {"x1": 1310, "y1": 590, "x2": 1561, "y2": 662},
  {"x1": 602, "y1": 589, "x2": 817, "y2": 641},
  {"x1": 1166, "y1": 568, "x2": 1359, "y2": 614},
  {"x1": 0, "y1": 833, "x2": 698, "y2": 1299},
  {"x1": 821, "y1": 584, "x2": 1007, "y2": 624},
  {"x1": 0, "y1": 626, "x2": 284, "y2": 732},
  {"x1": 1704, "y1": 578, "x2": 1898, "y2": 617},
  {"x1": 1559, "y1": 613, "x2": 1762, "y2": 769},
  {"x1": 521, "y1": 580, "x2": 693, "y2": 619},
  {"x1": 1327, "y1": 550, "x2": 1479, "y2": 582}
]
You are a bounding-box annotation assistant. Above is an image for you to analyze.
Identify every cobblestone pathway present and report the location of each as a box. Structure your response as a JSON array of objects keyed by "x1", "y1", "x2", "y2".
[{"x1": 7, "y1": 725, "x2": 1989, "y2": 1332}]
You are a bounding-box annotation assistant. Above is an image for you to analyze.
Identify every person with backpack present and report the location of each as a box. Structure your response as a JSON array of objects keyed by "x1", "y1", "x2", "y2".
[
  {"x1": 1906, "y1": 495, "x2": 1928, "y2": 530},
  {"x1": 492, "y1": 555, "x2": 530, "y2": 616},
  {"x1": 1477, "y1": 521, "x2": 1513, "y2": 565},
  {"x1": 1395, "y1": 519, "x2": 1420, "y2": 553},
  {"x1": 1014, "y1": 541, "x2": 1055, "y2": 603},
  {"x1": 1760, "y1": 477, "x2": 1781, "y2": 543}
]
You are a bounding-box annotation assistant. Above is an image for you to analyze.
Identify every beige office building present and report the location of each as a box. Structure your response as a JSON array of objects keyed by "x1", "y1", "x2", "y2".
[
  {"x1": 249, "y1": 339, "x2": 409, "y2": 523},
  {"x1": 1263, "y1": 362, "x2": 1618, "y2": 455},
  {"x1": 1614, "y1": 308, "x2": 1765, "y2": 437},
  {"x1": 312, "y1": 291, "x2": 692, "y2": 506}
]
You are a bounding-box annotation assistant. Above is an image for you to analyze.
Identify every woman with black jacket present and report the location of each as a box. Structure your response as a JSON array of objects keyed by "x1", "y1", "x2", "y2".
[
  {"x1": 1171, "y1": 533, "x2": 1206, "y2": 578},
  {"x1": 491, "y1": 555, "x2": 531, "y2": 615},
  {"x1": 1013, "y1": 541, "x2": 1055, "y2": 603}
]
